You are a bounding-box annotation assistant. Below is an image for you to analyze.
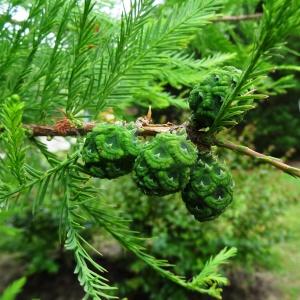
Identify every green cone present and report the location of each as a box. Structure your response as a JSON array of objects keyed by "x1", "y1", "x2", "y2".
[
  {"x1": 182, "y1": 154, "x2": 233, "y2": 222},
  {"x1": 133, "y1": 133, "x2": 197, "y2": 196},
  {"x1": 82, "y1": 124, "x2": 140, "y2": 179},
  {"x1": 188, "y1": 66, "x2": 241, "y2": 129}
]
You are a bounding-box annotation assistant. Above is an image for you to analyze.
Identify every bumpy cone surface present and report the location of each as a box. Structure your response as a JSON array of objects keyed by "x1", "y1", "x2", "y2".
[
  {"x1": 188, "y1": 66, "x2": 241, "y2": 129},
  {"x1": 182, "y1": 154, "x2": 233, "y2": 222},
  {"x1": 133, "y1": 133, "x2": 197, "y2": 196},
  {"x1": 82, "y1": 124, "x2": 140, "y2": 179}
]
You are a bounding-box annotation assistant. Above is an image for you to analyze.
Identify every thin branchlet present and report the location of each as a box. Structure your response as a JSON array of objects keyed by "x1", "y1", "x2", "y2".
[{"x1": 216, "y1": 140, "x2": 300, "y2": 178}]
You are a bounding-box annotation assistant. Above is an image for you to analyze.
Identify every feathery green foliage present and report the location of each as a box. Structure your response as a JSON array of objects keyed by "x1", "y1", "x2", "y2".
[
  {"x1": 65, "y1": 202, "x2": 117, "y2": 299},
  {"x1": 66, "y1": 0, "x2": 97, "y2": 115},
  {"x1": 84, "y1": 195, "x2": 236, "y2": 299},
  {"x1": 0, "y1": 95, "x2": 26, "y2": 184},
  {"x1": 92, "y1": 0, "x2": 222, "y2": 114},
  {"x1": 190, "y1": 247, "x2": 237, "y2": 290}
]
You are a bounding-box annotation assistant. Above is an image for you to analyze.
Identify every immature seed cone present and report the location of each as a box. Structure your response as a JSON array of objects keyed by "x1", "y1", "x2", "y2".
[
  {"x1": 182, "y1": 154, "x2": 233, "y2": 222},
  {"x1": 133, "y1": 133, "x2": 197, "y2": 196},
  {"x1": 188, "y1": 66, "x2": 241, "y2": 129},
  {"x1": 82, "y1": 124, "x2": 140, "y2": 179}
]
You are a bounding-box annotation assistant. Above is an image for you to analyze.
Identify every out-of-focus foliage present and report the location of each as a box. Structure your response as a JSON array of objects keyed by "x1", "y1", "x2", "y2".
[
  {"x1": 243, "y1": 32, "x2": 300, "y2": 157},
  {"x1": 0, "y1": 207, "x2": 61, "y2": 275},
  {"x1": 247, "y1": 96, "x2": 300, "y2": 157}
]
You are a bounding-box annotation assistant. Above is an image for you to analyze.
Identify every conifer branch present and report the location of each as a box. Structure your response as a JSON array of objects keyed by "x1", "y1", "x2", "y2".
[
  {"x1": 2, "y1": 120, "x2": 299, "y2": 178},
  {"x1": 0, "y1": 122, "x2": 179, "y2": 137}
]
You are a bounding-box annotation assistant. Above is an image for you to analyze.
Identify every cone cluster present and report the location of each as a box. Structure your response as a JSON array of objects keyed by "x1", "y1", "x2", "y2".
[
  {"x1": 81, "y1": 67, "x2": 244, "y2": 221},
  {"x1": 81, "y1": 124, "x2": 233, "y2": 222}
]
